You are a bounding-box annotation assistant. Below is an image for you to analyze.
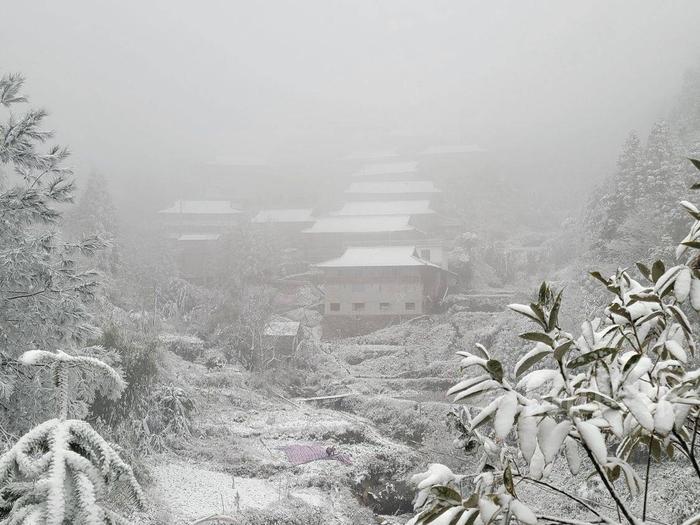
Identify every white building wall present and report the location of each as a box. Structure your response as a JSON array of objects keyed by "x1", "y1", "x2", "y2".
[{"x1": 323, "y1": 269, "x2": 425, "y2": 316}]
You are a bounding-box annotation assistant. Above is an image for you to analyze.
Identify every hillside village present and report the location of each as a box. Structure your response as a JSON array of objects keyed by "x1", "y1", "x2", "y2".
[
  {"x1": 156, "y1": 149, "x2": 498, "y2": 337},
  {"x1": 5, "y1": 4, "x2": 700, "y2": 525}
]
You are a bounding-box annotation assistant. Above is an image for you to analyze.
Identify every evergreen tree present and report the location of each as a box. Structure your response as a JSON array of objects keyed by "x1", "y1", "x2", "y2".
[
  {"x1": 0, "y1": 74, "x2": 106, "y2": 431},
  {"x1": 66, "y1": 171, "x2": 117, "y2": 240},
  {"x1": 65, "y1": 171, "x2": 119, "y2": 273},
  {"x1": 584, "y1": 132, "x2": 643, "y2": 253},
  {"x1": 0, "y1": 350, "x2": 144, "y2": 524}
]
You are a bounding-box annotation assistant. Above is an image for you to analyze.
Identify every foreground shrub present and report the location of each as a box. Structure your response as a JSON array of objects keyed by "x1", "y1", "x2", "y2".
[{"x1": 408, "y1": 159, "x2": 700, "y2": 525}]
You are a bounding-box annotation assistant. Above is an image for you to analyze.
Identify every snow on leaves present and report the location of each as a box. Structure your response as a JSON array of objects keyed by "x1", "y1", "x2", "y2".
[{"x1": 409, "y1": 160, "x2": 700, "y2": 525}]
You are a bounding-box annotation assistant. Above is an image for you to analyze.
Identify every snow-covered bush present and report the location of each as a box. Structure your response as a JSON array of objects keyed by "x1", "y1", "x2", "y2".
[
  {"x1": 0, "y1": 350, "x2": 144, "y2": 523},
  {"x1": 159, "y1": 333, "x2": 205, "y2": 361},
  {"x1": 408, "y1": 159, "x2": 700, "y2": 525}
]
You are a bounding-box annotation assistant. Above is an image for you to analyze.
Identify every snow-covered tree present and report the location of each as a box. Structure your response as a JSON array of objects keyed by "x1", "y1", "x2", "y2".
[
  {"x1": 64, "y1": 171, "x2": 119, "y2": 273},
  {"x1": 0, "y1": 350, "x2": 144, "y2": 524},
  {"x1": 585, "y1": 132, "x2": 644, "y2": 248},
  {"x1": 0, "y1": 73, "x2": 107, "y2": 426},
  {"x1": 408, "y1": 158, "x2": 700, "y2": 525},
  {"x1": 66, "y1": 171, "x2": 117, "y2": 239}
]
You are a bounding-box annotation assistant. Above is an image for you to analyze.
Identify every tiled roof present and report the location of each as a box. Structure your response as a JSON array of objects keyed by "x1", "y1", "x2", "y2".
[
  {"x1": 252, "y1": 209, "x2": 314, "y2": 223},
  {"x1": 303, "y1": 215, "x2": 414, "y2": 234},
  {"x1": 345, "y1": 180, "x2": 441, "y2": 195},
  {"x1": 352, "y1": 161, "x2": 418, "y2": 178},
  {"x1": 158, "y1": 200, "x2": 242, "y2": 215},
  {"x1": 176, "y1": 233, "x2": 221, "y2": 241},
  {"x1": 316, "y1": 245, "x2": 440, "y2": 268},
  {"x1": 333, "y1": 200, "x2": 434, "y2": 216}
]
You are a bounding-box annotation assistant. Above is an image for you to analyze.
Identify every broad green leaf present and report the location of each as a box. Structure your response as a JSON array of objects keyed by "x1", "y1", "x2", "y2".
[
  {"x1": 430, "y1": 485, "x2": 462, "y2": 504},
  {"x1": 590, "y1": 271, "x2": 609, "y2": 285},
  {"x1": 621, "y1": 353, "x2": 641, "y2": 375},
  {"x1": 514, "y1": 344, "x2": 552, "y2": 378},
  {"x1": 447, "y1": 374, "x2": 491, "y2": 397},
  {"x1": 507, "y1": 304, "x2": 545, "y2": 326},
  {"x1": 486, "y1": 359, "x2": 504, "y2": 382},
  {"x1": 668, "y1": 304, "x2": 692, "y2": 334},
  {"x1": 578, "y1": 388, "x2": 619, "y2": 409},
  {"x1": 503, "y1": 464, "x2": 516, "y2": 497},
  {"x1": 547, "y1": 290, "x2": 563, "y2": 331},
  {"x1": 519, "y1": 332, "x2": 555, "y2": 346},
  {"x1": 654, "y1": 265, "x2": 684, "y2": 296},
  {"x1": 567, "y1": 347, "x2": 617, "y2": 369},
  {"x1": 652, "y1": 260, "x2": 666, "y2": 282},
  {"x1": 453, "y1": 380, "x2": 500, "y2": 402},
  {"x1": 636, "y1": 262, "x2": 652, "y2": 282},
  {"x1": 553, "y1": 340, "x2": 574, "y2": 361}
]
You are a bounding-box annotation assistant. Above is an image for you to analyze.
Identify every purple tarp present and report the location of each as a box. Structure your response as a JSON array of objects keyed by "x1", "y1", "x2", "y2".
[{"x1": 280, "y1": 444, "x2": 353, "y2": 466}]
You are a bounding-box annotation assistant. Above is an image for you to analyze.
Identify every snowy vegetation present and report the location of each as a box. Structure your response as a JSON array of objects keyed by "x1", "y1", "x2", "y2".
[
  {"x1": 406, "y1": 160, "x2": 700, "y2": 524},
  {"x1": 2, "y1": 57, "x2": 700, "y2": 525},
  {"x1": 0, "y1": 351, "x2": 144, "y2": 524},
  {"x1": 0, "y1": 74, "x2": 145, "y2": 523}
]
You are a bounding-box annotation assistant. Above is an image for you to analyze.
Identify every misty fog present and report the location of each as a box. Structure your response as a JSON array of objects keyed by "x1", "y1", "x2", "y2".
[
  {"x1": 4, "y1": 1, "x2": 700, "y2": 217},
  {"x1": 4, "y1": 2, "x2": 700, "y2": 525}
]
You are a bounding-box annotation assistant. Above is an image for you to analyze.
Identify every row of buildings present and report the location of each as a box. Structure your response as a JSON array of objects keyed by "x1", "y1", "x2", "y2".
[{"x1": 158, "y1": 154, "x2": 465, "y2": 324}]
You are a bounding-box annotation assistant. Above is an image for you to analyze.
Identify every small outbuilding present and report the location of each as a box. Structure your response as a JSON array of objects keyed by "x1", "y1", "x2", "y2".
[{"x1": 263, "y1": 320, "x2": 302, "y2": 356}]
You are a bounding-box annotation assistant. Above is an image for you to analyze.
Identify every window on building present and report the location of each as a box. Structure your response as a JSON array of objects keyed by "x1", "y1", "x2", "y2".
[
  {"x1": 351, "y1": 283, "x2": 365, "y2": 292},
  {"x1": 405, "y1": 302, "x2": 416, "y2": 311},
  {"x1": 330, "y1": 303, "x2": 340, "y2": 312},
  {"x1": 379, "y1": 302, "x2": 390, "y2": 312},
  {"x1": 352, "y1": 302, "x2": 365, "y2": 312},
  {"x1": 420, "y1": 249, "x2": 431, "y2": 260}
]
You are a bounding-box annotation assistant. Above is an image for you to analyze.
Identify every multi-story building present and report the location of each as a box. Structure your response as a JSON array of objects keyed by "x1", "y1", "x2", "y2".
[{"x1": 316, "y1": 245, "x2": 454, "y2": 318}]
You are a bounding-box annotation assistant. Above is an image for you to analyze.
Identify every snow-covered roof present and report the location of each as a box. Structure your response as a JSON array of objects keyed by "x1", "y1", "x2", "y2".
[
  {"x1": 343, "y1": 149, "x2": 400, "y2": 161},
  {"x1": 264, "y1": 320, "x2": 301, "y2": 337},
  {"x1": 158, "y1": 200, "x2": 242, "y2": 215},
  {"x1": 303, "y1": 215, "x2": 414, "y2": 234},
  {"x1": 252, "y1": 209, "x2": 314, "y2": 223},
  {"x1": 333, "y1": 200, "x2": 434, "y2": 216},
  {"x1": 316, "y1": 245, "x2": 440, "y2": 269},
  {"x1": 345, "y1": 181, "x2": 441, "y2": 195},
  {"x1": 420, "y1": 144, "x2": 486, "y2": 155},
  {"x1": 177, "y1": 234, "x2": 221, "y2": 241},
  {"x1": 352, "y1": 161, "x2": 418, "y2": 178}
]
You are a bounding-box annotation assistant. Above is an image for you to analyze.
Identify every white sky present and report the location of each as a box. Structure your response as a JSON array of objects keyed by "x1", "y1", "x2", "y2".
[{"x1": 2, "y1": 1, "x2": 700, "y2": 210}]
